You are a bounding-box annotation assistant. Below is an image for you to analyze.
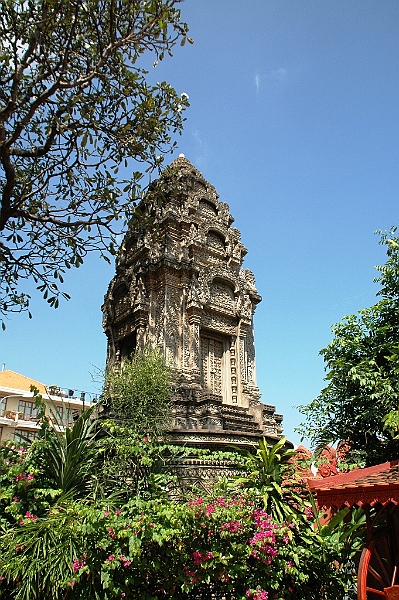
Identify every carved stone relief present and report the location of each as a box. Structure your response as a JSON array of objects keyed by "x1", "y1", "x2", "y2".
[
  {"x1": 102, "y1": 155, "x2": 285, "y2": 448},
  {"x1": 200, "y1": 336, "x2": 223, "y2": 396},
  {"x1": 209, "y1": 280, "x2": 235, "y2": 313},
  {"x1": 206, "y1": 230, "x2": 226, "y2": 253},
  {"x1": 201, "y1": 310, "x2": 237, "y2": 336}
]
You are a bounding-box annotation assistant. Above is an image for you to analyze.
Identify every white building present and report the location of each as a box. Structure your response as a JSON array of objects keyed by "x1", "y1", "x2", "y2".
[{"x1": 0, "y1": 370, "x2": 95, "y2": 444}]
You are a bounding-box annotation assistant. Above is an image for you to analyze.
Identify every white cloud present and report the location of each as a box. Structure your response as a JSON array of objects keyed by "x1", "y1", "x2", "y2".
[
  {"x1": 254, "y1": 68, "x2": 289, "y2": 93},
  {"x1": 191, "y1": 128, "x2": 208, "y2": 168},
  {"x1": 270, "y1": 68, "x2": 287, "y2": 82}
]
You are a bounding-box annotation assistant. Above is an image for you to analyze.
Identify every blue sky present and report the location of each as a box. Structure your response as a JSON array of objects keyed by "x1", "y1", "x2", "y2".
[{"x1": 1, "y1": 0, "x2": 398, "y2": 446}]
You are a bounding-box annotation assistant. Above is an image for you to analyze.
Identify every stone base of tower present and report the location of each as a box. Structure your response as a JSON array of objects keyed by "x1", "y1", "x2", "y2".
[
  {"x1": 168, "y1": 428, "x2": 282, "y2": 449},
  {"x1": 167, "y1": 457, "x2": 245, "y2": 496},
  {"x1": 166, "y1": 404, "x2": 288, "y2": 496},
  {"x1": 169, "y1": 385, "x2": 284, "y2": 451}
]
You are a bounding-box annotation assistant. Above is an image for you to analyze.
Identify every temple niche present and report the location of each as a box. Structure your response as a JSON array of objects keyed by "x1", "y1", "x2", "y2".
[{"x1": 102, "y1": 155, "x2": 284, "y2": 448}]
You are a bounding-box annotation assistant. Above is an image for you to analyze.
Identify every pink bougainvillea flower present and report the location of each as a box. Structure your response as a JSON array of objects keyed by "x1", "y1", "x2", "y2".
[
  {"x1": 205, "y1": 503, "x2": 215, "y2": 516},
  {"x1": 72, "y1": 559, "x2": 86, "y2": 572},
  {"x1": 24, "y1": 511, "x2": 37, "y2": 522},
  {"x1": 188, "y1": 497, "x2": 204, "y2": 507},
  {"x1": 192, "y1": 551, "x2": 214, "y2": 566},
  {"x1": 247, "y1": 588, "x2": 269, "y2": 600},
  {"x1": 221, "y1": 520, "x2": 242, "y2": 533},
  {"x1": 183, "y1": 565, "x2": 200, "y2": 585},
  {"x1": 304, "y1": 506, "x2": 314, "y2": 520},
  {"x1": 119, "y1": 554, "x2": 131, "y2": 567},
  {"x1": 192, "y1": 551, "x2": 203, "y2": 566}
]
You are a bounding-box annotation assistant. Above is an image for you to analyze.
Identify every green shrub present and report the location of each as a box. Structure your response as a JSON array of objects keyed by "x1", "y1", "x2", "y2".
[{"x1": 103, "y1": 348, "x2": 174, "y2": 435}]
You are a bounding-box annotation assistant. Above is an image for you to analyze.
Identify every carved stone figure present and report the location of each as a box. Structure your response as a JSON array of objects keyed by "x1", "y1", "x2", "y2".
[
  {"x1": 187, "y1": 274, "x2": 202, "y2": 306},
  {"x1": 289, "y1": 445, "x2": 314, "y2": 481},
  {"x1": 317, "y1": 445, "x2": 339, "y2": 478},
  {"x1": 102, "y1": 156, "x2": 284, "y2": 448}
]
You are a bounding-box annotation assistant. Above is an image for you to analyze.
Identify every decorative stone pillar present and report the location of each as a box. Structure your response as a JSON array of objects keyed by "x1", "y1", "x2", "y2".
[
  {"x1": 186, "y1": 306, "x2": 202, "y2": 386},
  {"x1": 230, "y1": 337, "x2": 238, "y2": 405}
]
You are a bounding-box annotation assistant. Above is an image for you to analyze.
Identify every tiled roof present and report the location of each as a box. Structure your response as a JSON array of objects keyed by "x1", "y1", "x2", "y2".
[
  {"x1": 307, "y1": 460, "x2": 399, "y2": 509},
  {"x1": 0, "y1": 370, "x2": 47, "y2": 394}
]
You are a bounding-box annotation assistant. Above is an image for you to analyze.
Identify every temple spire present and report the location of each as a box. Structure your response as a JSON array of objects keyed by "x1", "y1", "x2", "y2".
[{"x1": 102, "y1": 159, "x2": 284, "y2": 446}]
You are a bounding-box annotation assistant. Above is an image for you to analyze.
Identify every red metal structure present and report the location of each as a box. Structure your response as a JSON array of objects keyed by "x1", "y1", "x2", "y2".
[{"x1": 308, "y1": 460, "x2": 399, "y2": 600}]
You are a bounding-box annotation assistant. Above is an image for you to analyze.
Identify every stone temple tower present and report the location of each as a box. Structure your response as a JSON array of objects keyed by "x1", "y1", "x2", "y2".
[{"x1": 102, "y1": 156, "x2": 283, "y2": 447}]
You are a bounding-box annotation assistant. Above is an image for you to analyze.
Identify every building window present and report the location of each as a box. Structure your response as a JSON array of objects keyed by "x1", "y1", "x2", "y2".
[
  {"x1": 114, "y1": 285, "x2": 130, "y2": 319},
  {"x1": 18, "y1": 400, "x2": 38, "y2": 421},
  {"x1": 57, "y1": 406, "x2": 81, "y2": 427},
  {"x1": 14, "y1": 429, "x2": 37, "y2": 444},
  {"x1": 0, "y1": 397, "x2": 6, "y2": 417}
]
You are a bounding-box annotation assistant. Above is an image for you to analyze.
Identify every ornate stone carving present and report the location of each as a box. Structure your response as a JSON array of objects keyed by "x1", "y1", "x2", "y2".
[
  {"x1": 102, "y1": 156, "x2": 285, "y2": 449},
  {"x1": 289, "y1": 445, "x2": 314, "y2": 482},
  {"x1": 209, "y1": 280, "x2": 235, "y2": 312},
  {"x1": 187, "y1": 274, "x2": 202, "y2": 307},
  {"x1": 317, "y1": 445, "x2": 338, "y2": 478},
  {"x1": 201, "y1": 310, "x2": 236, "y2": 336},
  {"x1": 168, "y1": 458, "x2": 244, "y2": 496}
]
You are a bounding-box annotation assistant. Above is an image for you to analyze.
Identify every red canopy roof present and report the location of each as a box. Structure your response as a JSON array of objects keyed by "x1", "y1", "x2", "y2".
[{"x1": 307, "y1": 459, "x2": 399, "y2": 509}]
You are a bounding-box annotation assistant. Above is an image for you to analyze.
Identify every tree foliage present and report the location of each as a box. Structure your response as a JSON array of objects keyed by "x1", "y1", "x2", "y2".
[
  {"x1": 298, "y1": 228, "x2": 399, "y2": 466},
  {"x1": 0, "y1": 0, "x2": 191, "y2": 323},
  {"x1": 94, "y1": 422, "x2": 180, "y2": 500},
  {"x1": 102, "y1": 347, "x2": 174, "y2": 434}
]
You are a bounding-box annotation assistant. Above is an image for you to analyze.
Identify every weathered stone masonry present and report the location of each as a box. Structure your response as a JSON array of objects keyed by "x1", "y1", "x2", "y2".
[{"x1": 102, "y1": 156, "x2": 283, "y2": 448}]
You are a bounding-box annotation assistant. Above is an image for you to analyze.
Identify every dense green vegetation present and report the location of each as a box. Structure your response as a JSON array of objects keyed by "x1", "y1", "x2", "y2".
[
  {"x1": 103, "y1": 348, "x2": 174, "y2": 434},
  {"x1": 0, "y1": 391, "x2": 366, "y2": 599}
]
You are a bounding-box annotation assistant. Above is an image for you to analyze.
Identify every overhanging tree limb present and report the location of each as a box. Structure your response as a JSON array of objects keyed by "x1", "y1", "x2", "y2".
[{"x1": 0, "y1": 0, "x2": 192, "y2": 324}]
